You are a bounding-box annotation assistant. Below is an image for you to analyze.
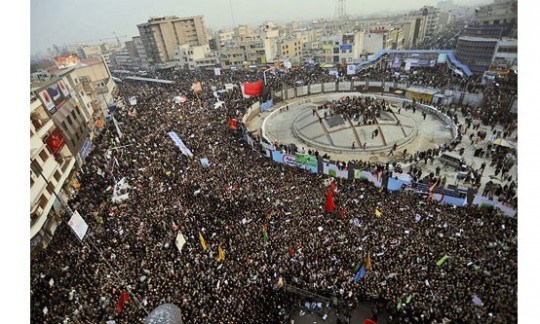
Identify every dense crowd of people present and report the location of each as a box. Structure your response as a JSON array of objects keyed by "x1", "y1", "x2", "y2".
[{"x1": 31, "y1": 65, "x2": 517, "y2": 323}]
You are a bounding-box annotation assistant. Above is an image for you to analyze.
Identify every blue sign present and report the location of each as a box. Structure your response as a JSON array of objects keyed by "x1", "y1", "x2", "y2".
[
  {"x1": 260, "y1": 99, "x2": 273, "y2": 111},
  {"x1": 340, "y1": 44, "x2": 353, "y2": 51},
  {"x1": 79, "y1": 138, "x2": 92, "y2": 161}
]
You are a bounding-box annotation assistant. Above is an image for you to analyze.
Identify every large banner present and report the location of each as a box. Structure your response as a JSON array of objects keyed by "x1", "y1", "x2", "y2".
[
  {"x1": 167, "y1": 131, "x2": 193, "y2": 158},
  {"x1": 387, "y1": 177, "x2": 411, "y2": 191},
  {"x1": 432, "y1": 193, "x2": 467, "y2": 206},
  {"x1": 68, "y1": 211, "x2": 89, "y2": 241},
  {"x1": 353, "y1": 169, "x2": 382, "y2": 187},
  {"x1": 323, "y1": 162, "x2": 348, "y2": 178},
  {"x1": 37, "y1": 79, "x2": 71, "y2": 115},
  {"x1": 272, "y1": 151, "x2": 318, "y2": 173}
]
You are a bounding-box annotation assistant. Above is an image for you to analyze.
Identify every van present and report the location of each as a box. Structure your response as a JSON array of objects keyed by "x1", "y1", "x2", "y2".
[{"x1": 440, "y1": 152, "x2": 465, "y2": 170}]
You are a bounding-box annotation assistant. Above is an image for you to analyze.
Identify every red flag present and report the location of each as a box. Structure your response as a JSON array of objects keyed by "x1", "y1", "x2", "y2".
[
  {"x1": 325, "y1": 188, "x2": 335, "y2": 212},
  {"x1": 228, "y1": 118, "x2": 237, "y2": 129},
  {"x1": 288, "y1": 246, "x2": 295, "y2": 257},
  {"x1": 116, "y1": 291, "x2": 129, "y2": 315},
  {"x1": 243, "y1": 80, "x2": 263, "y2": 96}
]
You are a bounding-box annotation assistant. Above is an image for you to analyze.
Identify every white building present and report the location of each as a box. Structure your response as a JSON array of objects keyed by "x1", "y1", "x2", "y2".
[
  {"x1": 262, "y1": 22, "x2": 280, "y2": 62},
  {"x1": 492, "y1": 39, "x2": 517, "y2": 70},
  {"x1": 175, "y1": 44, "x2": 219, "y2": 70}
]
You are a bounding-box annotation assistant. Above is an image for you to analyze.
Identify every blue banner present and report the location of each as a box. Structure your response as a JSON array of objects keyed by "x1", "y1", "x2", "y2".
[
  {"x1": 79, "y1": 138, "x2": 92, "y2": 161},
  {"x1": 340, "y1": 44, "x2": 353, "y2": 51},
  {"x1": 387, "y1": 178, "x2": 412, "y2": 191},
  {"x1": 354, "y1": 265, "x2": 366, "y2": 282},
  {"x1": 167, "y1": 131, "x2": 193, "y2": 158},
  {"x1": 260, "y1": 99, "x2": 273, "y2": 111}
]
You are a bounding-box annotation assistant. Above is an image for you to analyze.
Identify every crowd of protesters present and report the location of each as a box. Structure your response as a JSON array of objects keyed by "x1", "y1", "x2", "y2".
[{"x1": 30, "y1": 66, "x2": 517, "y2": 323}]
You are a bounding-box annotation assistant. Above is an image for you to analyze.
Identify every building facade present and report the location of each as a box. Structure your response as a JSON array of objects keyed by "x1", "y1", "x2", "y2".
[
  {"x1": 137, "y1": 16, "x2": 208, "y2": 67},
  {"x1": 30, "y1": 57, "x2": 119, "y2": 251},
  {"x1": 474, "y1": 0, "x2": 517, "y2": 38},
  {"x1": 420, "y1": 6, "x2": 441, "y2": 36}
]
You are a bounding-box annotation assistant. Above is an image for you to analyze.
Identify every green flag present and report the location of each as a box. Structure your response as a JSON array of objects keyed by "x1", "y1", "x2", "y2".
[
  {"x1": 436, "y1": 255, "x2": 449, "y2": 266},
  {"x1": 352, "y1": 261, "x2": 362, "y2": 273},
  {"x1": 406, "y1": 294, "x2": 413, "y2": 304},
  {"x1": 262, "y1": 226, "x2": 268, "y2": 243},
  {"x1": 397, "y1": 300, "x2": 402, "y2": 311}
]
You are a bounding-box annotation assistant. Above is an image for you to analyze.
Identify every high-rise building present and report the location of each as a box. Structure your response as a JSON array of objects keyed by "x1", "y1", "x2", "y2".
[
  {"x1": 420, "y1": 6, "x2": 441, "y2": 36},
  {"x1": 137, "y1": 16, "x2": 208, "y2": 67}
]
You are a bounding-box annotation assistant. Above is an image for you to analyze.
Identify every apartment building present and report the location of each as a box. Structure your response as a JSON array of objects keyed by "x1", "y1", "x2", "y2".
[
  {"x1": 30, "y1": 56, "x2": 118, "y2": 251},
  {"x1": 277, "y1": 38, "x2": 302, "y2": 60},
  {"x1": 137, "y1": 16, "x2": 208, "y2": 67}
]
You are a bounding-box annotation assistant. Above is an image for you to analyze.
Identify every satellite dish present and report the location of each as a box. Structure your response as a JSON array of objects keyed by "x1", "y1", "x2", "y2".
[{"x1": 144, "y1": 304, "x2": 183, "y2": 324}]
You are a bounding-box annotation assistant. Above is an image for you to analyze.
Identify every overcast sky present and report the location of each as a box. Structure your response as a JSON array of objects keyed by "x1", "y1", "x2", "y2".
[{"x1": 30, "y1": 0, "x2": 454, "y2": 55}]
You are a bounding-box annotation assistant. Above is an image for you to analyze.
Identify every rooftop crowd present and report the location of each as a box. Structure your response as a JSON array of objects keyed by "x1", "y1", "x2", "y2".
[{"x1": 31, "y1": 64, "x2": 517, "y2": 323}]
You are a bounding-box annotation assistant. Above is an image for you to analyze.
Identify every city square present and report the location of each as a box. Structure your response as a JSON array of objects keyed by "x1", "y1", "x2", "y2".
[{"x1": 25, "y1": 1, "x2": 523, "y2": 323}]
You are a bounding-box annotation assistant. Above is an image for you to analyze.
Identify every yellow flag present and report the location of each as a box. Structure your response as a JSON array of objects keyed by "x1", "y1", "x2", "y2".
[
  {"x1": 375, "y1": 209, "x2": 382, "y2": 217},
  {"x1": 365, "y1": 254, "x2": 372, "y2": 271},
  {"x1": 165, "y1": 170, "x2": 172, "y2": 176},
  {"x1": 217, "y1": 245, "x2": 225, "y2": 262},
  {"x1": 199, "y1": 232, "x2": 207, "y2": 251}
]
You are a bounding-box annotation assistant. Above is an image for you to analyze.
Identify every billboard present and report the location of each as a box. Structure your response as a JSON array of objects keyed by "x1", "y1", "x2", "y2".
[
  {"x1": 340, "y1": 44, "x2": 353, "y2": 52},
  {"x1": 46, "y1": 129, "x2": 66, "y2": 155},
  {"x1": 37, "y1": 79, "x2": 71, "y2": 115},
  {"x1": 272, "y1": 151, "x2": 318, "y2": 173}
]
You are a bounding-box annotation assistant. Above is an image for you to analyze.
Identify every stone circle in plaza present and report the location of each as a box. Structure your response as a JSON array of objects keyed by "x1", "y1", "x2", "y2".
[{"x1": 261, "y1": 92, "x2": 456, "y2": 161}]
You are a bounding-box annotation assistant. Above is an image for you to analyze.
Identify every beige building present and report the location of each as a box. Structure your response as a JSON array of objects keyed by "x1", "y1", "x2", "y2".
[
  {"x1": 277, "y1": 38, "x2": 302, "y2": 60},
  {"x1": 219, "y1": 48, "x2": 245, "y2": 68},
  {"x1": 237, "y1": 38, "x2": 267, "y2": 65},
  {"x1": 137, "y1": 16, "x2": 208, "y2": 66},
  {"x1": 419, "y1": 6, "x2": 441, "y2": 36},
  {"x1": 217, "y1": 29, "x2": 235, "y2": 48},
  {"x1": 31, "y1": 57, "x2": 119, "y2": 251}
]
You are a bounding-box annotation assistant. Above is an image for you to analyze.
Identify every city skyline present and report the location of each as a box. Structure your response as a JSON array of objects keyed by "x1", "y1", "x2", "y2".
[{"x1": 30, "y1": 0, "x2": 483, "y2": 56}]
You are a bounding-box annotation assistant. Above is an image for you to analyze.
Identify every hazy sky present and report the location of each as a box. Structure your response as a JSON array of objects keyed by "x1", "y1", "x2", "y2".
[{"x1": 30, "y1": 0, "x2": 451, "y2": 55}]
